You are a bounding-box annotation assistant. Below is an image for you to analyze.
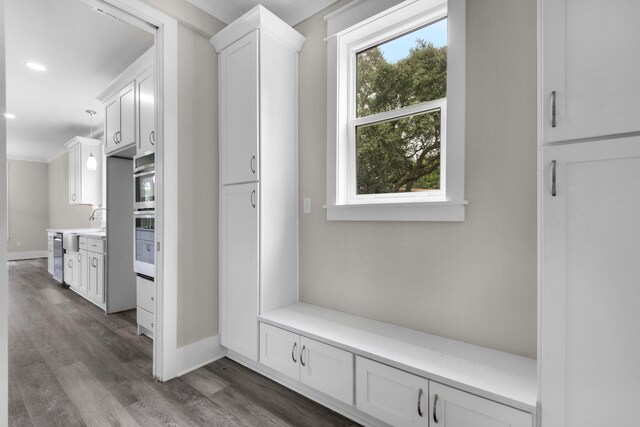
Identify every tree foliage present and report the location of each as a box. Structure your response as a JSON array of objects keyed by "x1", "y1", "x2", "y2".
[{"x1": 355, "y1": 40, "x2": 447, "y2": 194}]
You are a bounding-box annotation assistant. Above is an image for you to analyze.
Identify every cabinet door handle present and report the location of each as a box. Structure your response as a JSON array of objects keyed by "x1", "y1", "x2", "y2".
[
  {"x1": 149, "y1": 131, "x2": 155, "y2": 146},
  {"x1": 68, "y1": 260, "x2": 73, "y2": 268},
  {"x1": 91, "y1": 258, "x2": 98, "y2": 268},
  {"x1": 551, "y1": 90, "x2": 557, "y2": 128},
  {"x1": 300, "y1": 345, "x2": 306, "y2": 367},
  {"x1": 433, "y1": 393, "x2": 439, "y2": 423},
  {"x1": 291, "y1": 342, "x2": 297, "y2": 363},
  {"x1": 72, "y1": 194, "x2": 76, "y2": 201},
  {"x1": 115, "y1": 131, "x2": 121, "y2": 144},
  {"x1": 151, "y1": 296, "x2": 154, "y2": 302},
  {"x1": 113, "y1": 133, "x2": 118, "y2": 144},
  {"x1": 77, "y1": 254, "x2": 81, "y2": 262},
  {"x1": 250, "y1": 190, "x2": 256, "y2": 208},
  {"x1": 250, "y1": 155, "x2": 256, "y2": 174},
  {"x1": 551, "y1": 160, "x2": 557, "y2": 197}
]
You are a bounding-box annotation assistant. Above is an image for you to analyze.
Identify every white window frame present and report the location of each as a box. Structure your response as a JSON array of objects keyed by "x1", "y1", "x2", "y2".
[{"x1": 326, "y1": 0, "x2": 466, "y2": 221}]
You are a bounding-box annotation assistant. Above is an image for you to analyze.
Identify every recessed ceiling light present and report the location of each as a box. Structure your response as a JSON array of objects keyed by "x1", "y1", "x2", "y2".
[
  {"x1": 4, "y1": 113, "x2": 16, "y2": 119},
  {"x1": 25, "y1": 62, "x2": 46, "y2": 71}
]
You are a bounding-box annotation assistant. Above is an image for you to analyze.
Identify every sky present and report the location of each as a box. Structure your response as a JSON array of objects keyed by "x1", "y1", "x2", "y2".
[{"x1": 379, "y1": 19, "x2": 447, "y2": 63}]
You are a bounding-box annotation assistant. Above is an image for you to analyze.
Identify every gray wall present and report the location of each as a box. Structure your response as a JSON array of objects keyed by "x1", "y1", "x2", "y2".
[
  {"x1": 48, "y1": 152, "x2": 92, "y2": 229},
  {"x1": 295, "y1": 0, "x2": 537, "y2": 358},
  {"x1": 175, "y1": 22, "x2": 222, "y2": 348},
  {"x1": 7, "y1": 160, "x2": 48, "y2": 253}
]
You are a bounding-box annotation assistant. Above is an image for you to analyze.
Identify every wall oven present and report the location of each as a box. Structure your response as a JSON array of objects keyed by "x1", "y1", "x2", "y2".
[
  {"x1": 134, "y1": 152, "x2": 155, "y2": 211},
  {"x1": 134, "y1": 211, "x2": 155, "y2": 278}
]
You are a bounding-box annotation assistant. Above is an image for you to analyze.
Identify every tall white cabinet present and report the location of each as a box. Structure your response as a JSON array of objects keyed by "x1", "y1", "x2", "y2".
[
  {"x1": 539, "y1": 1, "x2": 640, "y2": 425},
  {"x1": 211, "y1": 6, "x2": 305, "y2": 362}
]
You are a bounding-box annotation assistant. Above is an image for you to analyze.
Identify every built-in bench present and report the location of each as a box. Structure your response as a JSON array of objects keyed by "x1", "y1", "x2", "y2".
[{"x1": 255, "y1": 302, "x2": 536, "y2": 427}]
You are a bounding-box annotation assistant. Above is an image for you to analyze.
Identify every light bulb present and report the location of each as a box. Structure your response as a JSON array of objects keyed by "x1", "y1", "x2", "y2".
[{"x1": 87, "y1": 154, "x2": 97, "y2": 171}]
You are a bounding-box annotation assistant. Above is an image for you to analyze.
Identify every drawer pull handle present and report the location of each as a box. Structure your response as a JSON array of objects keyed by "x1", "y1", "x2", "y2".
[
  {"x1": 433, "y1": 393, "x2": 439, "y2": 423},
  {"x1": 551, "y1": 90, "x2": 557, "y2": 128},
  {"x1": 300, "y1": 345, "x2": 306, "y2": 367},
  {"x1": 250, "y1": 155, "x2": 256, "y2": 174},
  {"x1": 417, "y1": 388, "x2": 423, "y2": 417},
  {"x1": 291, "y1": 342, "x2": 297, "y2": 363},
  {"x1": 250, "y1": 190, "x2": 256, "y2": 208},
  {"x1": 551, "y1": 160, "x2": 557, "y2": 197}
]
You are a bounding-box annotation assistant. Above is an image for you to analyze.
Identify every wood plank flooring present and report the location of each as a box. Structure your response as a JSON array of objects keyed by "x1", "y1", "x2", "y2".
[{"x1": 8, "y1": 259, "x2": 359, "y2": 427}]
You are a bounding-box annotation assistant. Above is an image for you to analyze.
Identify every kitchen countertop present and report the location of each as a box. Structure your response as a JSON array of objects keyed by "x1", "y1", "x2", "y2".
[
  {"x1": 77, "y1": 231, "x2": 106, "y2": 239},
  {"x1": 47, "y1": 228, "x2": 106, "y2": 239}
]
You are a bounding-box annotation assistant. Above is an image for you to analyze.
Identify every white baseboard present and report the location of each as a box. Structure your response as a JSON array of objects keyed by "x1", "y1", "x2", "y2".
[
  {"x1": 7, "y1": 250, "x2": 47, "y2": 261},
  {"x1": 176, "y1": 334, "x2": 226, "y2": 376},
  {"x1": 226, "y1": 350, "x2": 386, "y2": 427}
]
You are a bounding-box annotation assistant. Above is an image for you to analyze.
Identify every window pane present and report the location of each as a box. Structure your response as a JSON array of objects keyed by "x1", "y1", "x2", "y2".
[
  {"x1": 356, "y1": 19, "x2": 447, "y2": 118},
  {"x1": 356, "y1": 109, "x2": 441, "y2": 195}
]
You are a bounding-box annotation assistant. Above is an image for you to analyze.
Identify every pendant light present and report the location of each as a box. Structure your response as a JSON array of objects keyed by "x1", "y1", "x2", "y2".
[{"x1": 86, "y1": 110, "x2": 97, "y2": 171}]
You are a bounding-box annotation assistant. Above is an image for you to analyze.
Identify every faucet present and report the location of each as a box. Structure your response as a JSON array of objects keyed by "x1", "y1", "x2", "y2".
[{"x1": 89, "y1": 207, "x2": 107, "y2": 221}]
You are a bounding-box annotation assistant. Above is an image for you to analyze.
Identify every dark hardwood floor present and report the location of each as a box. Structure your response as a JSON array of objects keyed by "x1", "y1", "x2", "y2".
[{"x1": 8, "y1": 259, "x2": 358, "y2": 427}]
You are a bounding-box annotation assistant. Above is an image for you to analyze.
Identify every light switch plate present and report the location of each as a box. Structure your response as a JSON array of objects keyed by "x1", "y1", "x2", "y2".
[{"x1": 303, "y1": 197, "x2": 311, "y2": 214}]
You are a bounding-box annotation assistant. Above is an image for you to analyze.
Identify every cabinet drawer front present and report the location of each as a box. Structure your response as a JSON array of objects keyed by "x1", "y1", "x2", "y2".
[
  {"x1": 430, "y1": 382, "x2": 532, "y2": 427},
  {"x1": 356, "y1": 356, "x2": 429, "y2": 427},
  {"x1": 300, "y1": 337, "x2": 354, "y2": 405},
  {"x1": 136, "y1": 275, "x2": 155, "y2": 314},
  {"x1": 78, "y1": 237, "x2": 87, "y2": 250},
  {"x1": 259, "y1": 323, "x2": 299, "y2": 380},
  {"x1": 87, "y1": 238, "x2": 104, "y2": 254},
  {"x1": 137, "y1": 307, "x2": 154, "y2": 333}
]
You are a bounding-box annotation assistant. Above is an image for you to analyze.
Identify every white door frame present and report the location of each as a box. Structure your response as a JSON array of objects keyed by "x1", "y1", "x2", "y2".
[
  {"x1": 99, "y1": 0, "x2": 180, "y2": 381},
  {"x1": 1, "y1": 0, "x2": 8, "y2": 423}
]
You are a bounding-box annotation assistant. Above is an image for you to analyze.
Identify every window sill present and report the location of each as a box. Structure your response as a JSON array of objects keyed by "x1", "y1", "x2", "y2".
[{"x1": 326, "y1": 201, "x2": 466, "y2": 222}]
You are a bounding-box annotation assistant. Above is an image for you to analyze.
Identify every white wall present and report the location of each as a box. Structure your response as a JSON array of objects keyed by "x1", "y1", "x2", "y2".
[
  {"x1": 48, "y1": 152, "x2": 92, "y2": 229},
  {"x1": 295, "y1": 0, "x2": 537, "y2": 358},
  {"x1": 0, "y1": 0, "x2": 8, "y2": 420},
  {"x1": 7, "y1": 160, "x2": 48, "y2": 254},
  {"x1": 175, "y1": 22, "x2": 222, "y2": 348}
]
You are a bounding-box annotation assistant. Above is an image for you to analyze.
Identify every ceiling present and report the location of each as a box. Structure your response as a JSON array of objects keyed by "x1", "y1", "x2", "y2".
[
  {"x1": 5, "y1": 0, "x2": 154, "y2": 162},
  {"x1": 186, "y1": 0, "x2": 342, "y2": 26}
]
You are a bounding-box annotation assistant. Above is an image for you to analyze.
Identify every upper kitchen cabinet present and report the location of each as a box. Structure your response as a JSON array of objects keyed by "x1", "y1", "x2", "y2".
[
  {"x1": 104, "y1": 82, "x2": 136, "y2": 154},
  {"x1": 65, "y1": 136, "x2": 103, "y2": 205},
  {"x1": 97, "y1": 48, "x2": 155, "y2": 156},
  {"x1": 136, "y1": 65, "x2": 156, "y2": 154},
  {"x1": 542, "y1": 0, "x2": 640, "y2": 143}
]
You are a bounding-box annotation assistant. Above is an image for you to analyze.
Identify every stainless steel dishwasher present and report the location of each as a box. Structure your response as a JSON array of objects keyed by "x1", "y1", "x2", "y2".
[{"x1": 53, "y1": 232, "x2": 64, "y2": 284}]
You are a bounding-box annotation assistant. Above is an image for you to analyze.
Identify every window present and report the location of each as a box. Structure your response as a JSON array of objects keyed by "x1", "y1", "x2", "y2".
[{"x1": 326, "y1": 0, "x2": 466, "y2": 221}]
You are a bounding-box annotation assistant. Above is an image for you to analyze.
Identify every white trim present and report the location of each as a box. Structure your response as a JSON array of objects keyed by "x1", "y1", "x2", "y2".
[
  {"x1": 326, "y1": 0, "x2": 466, "y2": 221},
  {"x1": 0, "y1": 0, "x2": 8, "y2": 421},
  {"x1": 176, "y1": 335, "x2": 226, "y2": 376},
  {"x1": 226, "y1": 350, "x2": 388, "y2": 427},
  {"x1": 96, "y1": 47, "x2": 155, "y2": 103},
  {"x1": 6, "y1": 155, "x2": 48, "y2": 163},
  {"x1": 7, "y1": 251, "x2": 47, "y2": 261},
  {"x1": 184, "y1": 0, "x2": 242, "y2": 25},
  {"x1": 325, "y1": 0, "x2": 405, "y2": 38},
  {"x1": 277, "y1": 0, "x2": 342, "y2": 27}
]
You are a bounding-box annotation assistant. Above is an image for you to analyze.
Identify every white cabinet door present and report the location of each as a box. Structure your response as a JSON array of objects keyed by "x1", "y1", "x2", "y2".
[
  {"x1": 541, "y1": 136, "x2": 640, "y2": 427},
  {"x1": 68, "y1": 144, "x2": 79, "y2": 204},
  {"x1": 118, "y1": 82, "x2": 136, "y2": 148},
  {"x1": 137, "y1": 66, "x2": 155, "y2": 154},
  {"x1": 78, "y1": 250, "x2": 88, "y2": 295},
  {"x1": 220, "y1": 182, "x2": 259, "y2": 360},
  {"x1": 356, "y1": 356, "x2": 429, "y2": 427},
  {"x1": 136, "y1": 275, "x2": 155, "y2": 314},
  {"x1": 105, "y1": 95, "x2": 119, "y2": 154},
  {"x1": 259, "y1": 323, "x2": 300, "y2": 380},
  {"x1": 430, "y1": 382, "x2": 531, "y2": 427},
  {"x1": 64, "y1": 254, "x2": 75, "y2": 288},
  {"x1": 300, "y1": 336, "x2": 354, "y2": 405},
  {"x1": 542, "y1": 0, "x2": 640, "y2": 143},
  {"x1": 87, "y1": 252, "x2": 105, "y2": 304},
  {"x1": 219, "y1": 31, "x2": 259, "y2": 185},
  {"x1": 47, "y1": 234, "x2": 54, "y2": 275}
]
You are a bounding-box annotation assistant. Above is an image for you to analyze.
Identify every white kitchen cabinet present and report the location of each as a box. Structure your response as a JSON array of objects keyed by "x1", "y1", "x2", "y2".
[
  {"x1": 259, "y1": 323, "x2": 354, "y2": 405},
  {"x1": 219, "y1": 31, "x2": 259, "y2": 185},
  {"x1": 136, "y1": 275, "x2": 155, "y2": 339},
  {"x1": 212, "y1": 5, "x2": 305, "y2": 363},
  {"x1": 64, "y1": 251, "x2": 81, "y2": 291},
  {"x1": 78, "y1": 249, "x2": 88, "y2": 295},
  {"x1": 540, "y1": 136, "x2": 640, "y2": 427},
  {"x1": 356, "y1": 356, "x2": 429, "y2": 427},
  {"x1": 105, "y1": 82, "x2": 136, "y2": 154},
  {"x1": 430, "y1": 382, "x2": 531, "y2": 427},
  {"x1": 66, "y1": 136, "x2": 102, "y2": 205},
  {"x1": 541, "y1": 0, "x2": 640, "y2": 143},
  {"x1": 47, "y1": 233, "x2": 54, "y2": 275},
  {"x1": 136, "y1": 65, "x2": 155, "y2": 154},
  {"x1": 220, "y1": 182, "x2": 259, "y2": 360},
  {"x1": 87, "y1": 251, "x2": 105, "y2": 305}
]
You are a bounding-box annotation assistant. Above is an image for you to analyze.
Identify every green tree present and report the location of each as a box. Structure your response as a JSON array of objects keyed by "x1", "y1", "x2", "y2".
[{"x1": 355, "y1": 40, "x2": 447, "y2": 194}]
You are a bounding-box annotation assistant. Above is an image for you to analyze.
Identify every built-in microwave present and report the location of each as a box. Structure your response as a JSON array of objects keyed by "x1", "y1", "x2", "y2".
[
  {"x1": 133, "y1": 152, "x2": 155, "y2": 211},
  {"x1": 134, "y1": 211, "x2": 155, "y2": 278}
]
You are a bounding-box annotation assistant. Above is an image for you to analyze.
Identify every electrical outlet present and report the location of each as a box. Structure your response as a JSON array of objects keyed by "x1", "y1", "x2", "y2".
[
  {"x1": 303, "y1": 198, "x2": 311, "y2": 214},
  {"x1": 16, "y1": 241, "x2": 21, "y2": 247}
]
